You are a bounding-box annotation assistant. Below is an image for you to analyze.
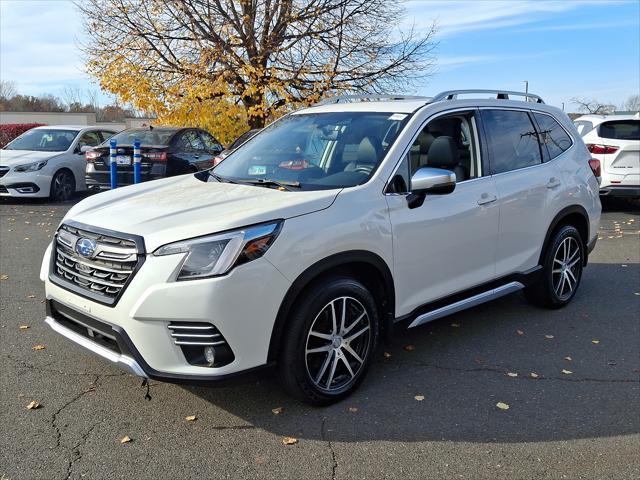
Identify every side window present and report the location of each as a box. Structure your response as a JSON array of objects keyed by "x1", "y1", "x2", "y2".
[
  {"x1": 99, "y1": 131, "x2": 116, "y2": 143},
  {"x1": 388, "y1": 154, "x2": 411, "y2": 194},
  {"x1": 407, "y1": 111, "x2": 481, "y2": 182},
  {"x1": 199, "y1": 131, "x2": 222, "y2": 152},
  {"x1": 482, "y1": 110, "x2": 542, "y2": 174},
  {"x1": 76, "y1": 131, "x2": 102, "y2": 148},
  {"x1": 533, "y1": 113, "x2": 572, "y2": 160},
  {"x1": 185, "y1": 131, "x2": 205, "y2": 151}
]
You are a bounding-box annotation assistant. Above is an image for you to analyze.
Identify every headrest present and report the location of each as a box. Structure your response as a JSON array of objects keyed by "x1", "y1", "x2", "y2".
[
  {"x1": 427, "y1": 136, "x2": 459, "y2": 169},
  {"x1": 418, "y1": 131, "x2": 435, "y2": 154}
]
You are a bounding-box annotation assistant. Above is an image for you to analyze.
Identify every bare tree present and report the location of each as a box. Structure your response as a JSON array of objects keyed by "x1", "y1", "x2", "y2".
[
  {"x1": 623, "y1": 94, "x2": 640, "y2": 112},
  {"x1": 0, "y1": 80, "x2": 17, "y2": 100},
  {"x1": 571, "y1": 97, "x2": 616, "y2": 115},
  {"x1": 77, "y1": 0, "x2": 437, "y2": 128}
]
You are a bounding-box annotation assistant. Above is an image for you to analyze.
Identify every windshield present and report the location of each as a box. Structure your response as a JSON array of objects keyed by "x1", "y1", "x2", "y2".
[
  {"x1": 108, "y1": 129, "x2": 177, "y2": 146},
  {"x1": 212, "y1": 112, "x2": 409, "y2": 190},
  {"x1": 4, "y1": 129, "x2": 78, "y2": 152}
]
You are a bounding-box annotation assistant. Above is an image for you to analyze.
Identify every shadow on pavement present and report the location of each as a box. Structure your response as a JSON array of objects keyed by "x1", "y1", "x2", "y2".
[{"x1": 183, "y1": 262, "x2": 639, "y2": 443}]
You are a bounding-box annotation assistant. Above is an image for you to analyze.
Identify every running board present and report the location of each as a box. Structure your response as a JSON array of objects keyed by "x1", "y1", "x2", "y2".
[{"x1": 408, "y1": 281, "x2": 525, "y2": 328}]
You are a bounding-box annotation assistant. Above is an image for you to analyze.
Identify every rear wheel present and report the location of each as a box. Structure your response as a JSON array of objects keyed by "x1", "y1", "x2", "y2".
[
  {"x1": 525, "y1": 225, "x2": 584, "y2": 308},
  {"x1": 50, "y1": 169, "x2": 75, "y2": 202},
  {"x1": 278, "y1": 277, "x2": 379, "y2": 405}
]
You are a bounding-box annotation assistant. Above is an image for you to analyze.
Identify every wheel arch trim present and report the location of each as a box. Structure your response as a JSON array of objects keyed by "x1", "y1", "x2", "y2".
[
  {"x1": 539, "y1": 205, "x2": 590, "y2": 266},
  {"x1": 267, "y1": 250, "x2": 395, "y2": 362}
]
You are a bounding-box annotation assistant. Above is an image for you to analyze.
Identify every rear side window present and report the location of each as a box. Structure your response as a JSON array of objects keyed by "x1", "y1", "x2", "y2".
[
  {"x1": 482, "y1": 110, "x2": 542, "y2": 174},
  {"x1": 598, "y1": 120, "x2": 640, "y2": 140},
  {"x1": 574, "y1": 120, "x2": 593, "y2": 136},
  {"x1": 533, "y1": 113, "x2": 572, "y2": 160}
]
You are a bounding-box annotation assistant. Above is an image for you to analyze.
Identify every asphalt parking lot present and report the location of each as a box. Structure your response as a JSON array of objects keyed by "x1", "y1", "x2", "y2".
[{"x1": 1, "y1": 195, "x2": 638, "y2": 480}]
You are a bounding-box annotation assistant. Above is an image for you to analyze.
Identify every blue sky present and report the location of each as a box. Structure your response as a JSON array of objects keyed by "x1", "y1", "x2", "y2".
[{"x1": 1, "y1": 0, "x2": 638, "y2": 111}]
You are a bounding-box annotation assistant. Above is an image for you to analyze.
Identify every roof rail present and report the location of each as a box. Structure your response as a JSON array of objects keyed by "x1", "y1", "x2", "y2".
[
  {"x1": 314, "y1": 94, "x2": 431, "y2": 106},
  {"x1": 432, "y1": 89, "x2": 545, "y2": 104}
]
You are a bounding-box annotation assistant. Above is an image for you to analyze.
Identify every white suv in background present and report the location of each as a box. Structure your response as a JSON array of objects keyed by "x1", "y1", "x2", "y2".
[
  {"x1": 0, "y1": 126, "x2": 117, "y2": 201},
  {"x1": 574, "y1": 114, "x2": 640, "y2": 198},
  {"x1": 41, "y1": 90, "x2": 601, "y2": 405}
]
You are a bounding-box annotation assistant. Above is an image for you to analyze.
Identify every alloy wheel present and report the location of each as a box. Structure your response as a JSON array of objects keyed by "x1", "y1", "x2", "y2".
[
  {"x1": 52, "y1": 171, "x2": 73, "y2": 201},
  {"x1": 551, "y1": 236, "x2": 581, "y2": 301},
  {"x1": 305, "y1": 296, "x2": 371, "y2": 392}
]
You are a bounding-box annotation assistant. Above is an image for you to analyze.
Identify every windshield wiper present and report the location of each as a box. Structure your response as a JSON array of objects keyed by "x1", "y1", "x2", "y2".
[
  {"x1": 233, "y1": 178, "x2": 301, "y2": 191},
  {"x1": 207, "y1": 171, "x2": 240, "y2": 184}
]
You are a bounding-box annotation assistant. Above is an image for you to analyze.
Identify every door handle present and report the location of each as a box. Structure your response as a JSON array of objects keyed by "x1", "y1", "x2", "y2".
[
  {"x1": 477, "y1": 193, "x2": 497, "y2": 205},
  {"x1": 546, "y1": 177, "x2": 561, "y2": 188}
]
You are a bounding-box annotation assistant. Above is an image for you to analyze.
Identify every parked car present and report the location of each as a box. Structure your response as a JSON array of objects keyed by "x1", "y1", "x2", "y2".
[
  {"x1": 574, "y1": 114, "x2": 639, "y2": 198},
  {"x1": 85, "y1": 127, "x2": 223, "y2": 190},
  {"x1": 0, "y1": 126, "x2": 117, "y2": 201},
  {"x1": 42, "y1": 90, "x2": 601, "y2": 405},
  {"x1": 213, "y1": 128, "x2": 261, "y2": 166}
]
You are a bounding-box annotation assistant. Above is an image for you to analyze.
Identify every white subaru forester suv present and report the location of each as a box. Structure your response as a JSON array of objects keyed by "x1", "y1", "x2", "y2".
[{"x1": 41, "y1": 90, "x2": 601, "y2": 405}]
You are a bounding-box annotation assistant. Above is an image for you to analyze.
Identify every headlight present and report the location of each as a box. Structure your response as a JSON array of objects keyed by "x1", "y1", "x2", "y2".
[
  {"x1": 154, "y1": 221, "x2": 283, "y2": 280},
  {"x1": 14, "y1": 160, "x2": 48, "y2": 172}
]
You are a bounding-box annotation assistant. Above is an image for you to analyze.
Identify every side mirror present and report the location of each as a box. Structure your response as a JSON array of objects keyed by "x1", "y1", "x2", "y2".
[
  {"x1": 407, "y1": 167, "x2": 456, "y2": 209},
  {"x1": 79, "y1": 145, "x2": 92, "y2": 154}
]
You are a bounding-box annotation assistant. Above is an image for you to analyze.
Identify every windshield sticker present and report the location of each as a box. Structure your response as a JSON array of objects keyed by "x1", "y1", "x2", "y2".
[
  {"x1": 388, "y1": 113, "x2": 408, "y2": 121},
  {"x1": 248, "y1": 165, "x2": 267, "y2": 175}
]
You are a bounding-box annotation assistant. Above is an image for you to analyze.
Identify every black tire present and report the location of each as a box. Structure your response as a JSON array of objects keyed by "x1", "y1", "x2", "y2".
[
  {"x1": 525, "y1": 225, "x2": 584, "y2": 309},
  {"x1": 278, "y1": 276, "x2": 379, "y2": 406},
  {"x1": 50, "y1": 169, "x2": 75, "y2": 202}
]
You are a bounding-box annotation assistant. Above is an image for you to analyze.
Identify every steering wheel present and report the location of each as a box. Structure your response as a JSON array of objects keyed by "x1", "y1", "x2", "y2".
[{"x1": 353, "y1": 165, "x2": 373, "y2": 175}]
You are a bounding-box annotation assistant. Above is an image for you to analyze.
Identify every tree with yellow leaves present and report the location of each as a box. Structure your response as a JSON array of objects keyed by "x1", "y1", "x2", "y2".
[{"x1": 78, "y1": 0, "x2": 437, "y2": 144}]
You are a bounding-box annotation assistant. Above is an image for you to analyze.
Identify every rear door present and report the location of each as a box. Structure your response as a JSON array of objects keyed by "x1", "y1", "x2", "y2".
[
  {"x1": 597, "y1": 120, "x2": 640, "y2": 186},
  {"x1": 482, "y1": 109, "x2": 562, "y2": 277}
]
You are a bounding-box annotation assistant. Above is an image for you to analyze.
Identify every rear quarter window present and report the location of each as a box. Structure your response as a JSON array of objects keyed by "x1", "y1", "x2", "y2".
[
  {"x1": 533, "y1": 112, "x2": 573, "y2": 160},
  {"x1": 598, "y1": 120, "x2": 640, "y2": 140}
]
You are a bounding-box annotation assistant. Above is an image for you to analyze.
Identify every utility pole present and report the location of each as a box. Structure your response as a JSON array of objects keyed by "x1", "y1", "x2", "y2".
[
  {"x1": 562, "y1": 102, "x2": 565, "y2": 111},
  {"x1": 523, "y1": 80, "x2": 529, "y2": 96}
]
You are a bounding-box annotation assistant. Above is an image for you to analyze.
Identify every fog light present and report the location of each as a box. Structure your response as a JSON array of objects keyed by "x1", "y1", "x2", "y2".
[{"x1": 204, "y1": 346, "x2": 215, "y2": 366}]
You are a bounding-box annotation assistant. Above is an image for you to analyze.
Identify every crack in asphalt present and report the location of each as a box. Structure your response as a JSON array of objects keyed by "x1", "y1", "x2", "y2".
[
  {"x1": 65, "y1": 419, "x2": 103, "y2": 480},
  {"x1": 4, "y1": 354, "x2": 129, "y2": 378},
  {"x1": 321, "y1": 417, "x2": 338, "y2": 480},
  {"x1": 50, "y1": 376, "x2": 100, "y2": 451},
  {"x1": 390, "y1": 360, "x2": 640, "y2": 383}
]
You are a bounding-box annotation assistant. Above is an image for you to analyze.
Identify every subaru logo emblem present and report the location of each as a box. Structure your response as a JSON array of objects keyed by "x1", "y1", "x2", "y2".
[{"x1": 76, "y1": 238, "x2": 97, "y2": 258}]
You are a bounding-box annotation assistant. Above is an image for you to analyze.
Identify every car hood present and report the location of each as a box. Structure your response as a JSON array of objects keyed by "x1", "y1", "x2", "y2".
[
  {"x1": 0, "y1": 150, "x2": 62, "y2": 166},
  {"x1": 63, "y1": 174, "x2": 340, "y2": 251}
]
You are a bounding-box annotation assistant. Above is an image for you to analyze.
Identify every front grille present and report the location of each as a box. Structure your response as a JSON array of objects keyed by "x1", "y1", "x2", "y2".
[
  {"x1": 168, "y1": 322, "x2": 235, "y2": 367},
  {"x1": 51, "y1": 223, "x2": 144, "y2": 305},
  {"x1": 0, "y1": 166, "x2": 9, "y2": 178}
]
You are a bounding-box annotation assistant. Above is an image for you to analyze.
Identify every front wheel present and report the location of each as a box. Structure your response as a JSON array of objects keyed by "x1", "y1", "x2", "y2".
[
  {"x1": 50, "y1": 169, "x2": 75, "y2": 202},
  {"x1": 525, "y1": 225, "x2": 584, "y2": 308},
  {"x1": 278, "y1": 277, "x2": 379, "y2": 405}
]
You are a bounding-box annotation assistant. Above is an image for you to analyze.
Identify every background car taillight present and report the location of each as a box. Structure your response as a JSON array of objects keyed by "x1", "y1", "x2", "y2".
[
  {"x1": 85, "y1": 151, "x2": 101, "y2": 162},
  {"x1": 586, "y1": 144, "x2": 619, "y2": 155},
  {"x1": 145, "y1": 151, "x2": 167, "y2": 161},
  {"x1": 213, "y1": 155, "x2": 224, "y2": 166},
  {"x1": 588, "y1": 158, "x2": 601, "y2": 177}
]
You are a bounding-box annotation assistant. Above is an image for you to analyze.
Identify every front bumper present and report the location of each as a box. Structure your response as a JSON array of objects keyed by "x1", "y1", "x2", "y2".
[
  {"x1": 43, "y1": 243, "x2": 291, "y2": 381},
  {"x1": 0, "y1": 169, "x2": 51, "y2": 197}
]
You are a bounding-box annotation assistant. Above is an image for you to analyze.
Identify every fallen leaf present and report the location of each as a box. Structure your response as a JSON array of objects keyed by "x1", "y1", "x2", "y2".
[
  {"x1": 282, "y1": 436, "x2": 298, "y2": 445},
  {"x1": 185, "y1": 415, "x2": 197, "y2": 422},
  {"x1": 382, "y1": 351, "x2": 392, "y2": 359},
  {"x1": 506, "y1": 372, "x2": 518, "y2": 377},
  {"x1": 83, "y1": 385, "x2": 97, "y2": 394},
  {"x1": 591, "y1": 340, "x2": 600, "y2": 344},
  {"x1": 26, "y1": 294, "x2": 36, "y2": 299},
  {"x1": 348, "y1": 407, "x2": 358, "y2": 412},
  {"x1": 403, "y1": 344, "x2": 416, "y2": 352},
  {"x1": 530, "y1": 372, "x2": 539, "y2": 379},
  {"x1": 24, "y1": 237, "x2": 30, "y2": 241},
  {"x1": 496, "y1": 402, "x2": 510, "y2": 410},
  {"x1": 0, "y1": 274, "x2": 8, "y2": 281},
  {"x1": 634, "y1": 293, "x2": 640, "y2": 296},
  {"x1": 32, "y1": 344, "x2": 45, "y2": 351},
  {"x1": 271, "y1": 407, "x2": 283, "y2": 415},
  {"x1": 544, "y1": 334, "x2": 554, "y2": 339},
  {"x1": 26, "y1": 400, "x2": 40, "y2": 410},
  {"x1": 621, "y1": 264, "x2": 628, "y2": 268},
  {"x1": 450, "y1": 323, "x2": 460, "y2": 328},
  {"x1": 562, "y1": 369, "x2": 573, "y2": 375},
  {"x1": 516, "y1": 330, "x2": 524, "y2": 336},
  {"x1": 120, "y1": 436, "x2": 132, "y2": 444},
  {"x1": 564, "y1": 356, "x2": 572, "y2": 361},
  {"x1": 607, "y1": 361, "x2": 617, "y2": 366},
  {"x1": 19, "y1": 325, "x2": 29, "y2": 330},
  {"x1": 414, "y1": 395, "x2": 425, "y2": 401}
]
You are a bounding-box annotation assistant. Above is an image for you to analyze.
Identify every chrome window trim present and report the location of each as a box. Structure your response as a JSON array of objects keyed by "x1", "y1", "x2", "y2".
[{"x1": 383, "y1": 107, "x2": 484, "y2": 195}]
